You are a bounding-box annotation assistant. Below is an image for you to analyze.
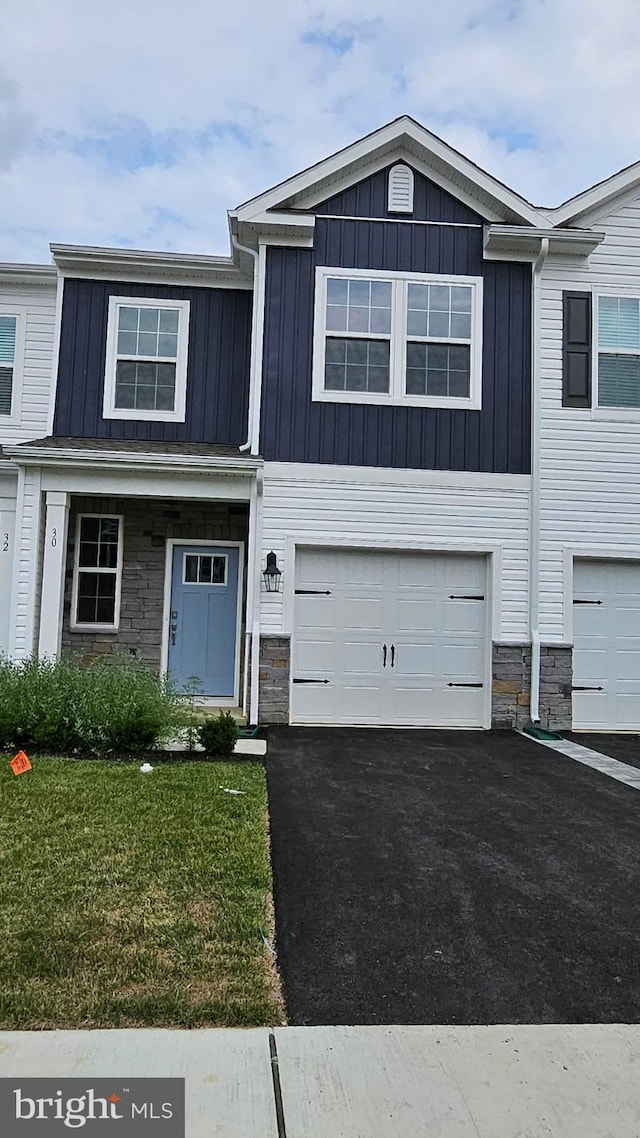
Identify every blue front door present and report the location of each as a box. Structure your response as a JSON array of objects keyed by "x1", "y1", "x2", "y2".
[{"x1": 168, "y1": 545, "x2": 240, "y2": 698}]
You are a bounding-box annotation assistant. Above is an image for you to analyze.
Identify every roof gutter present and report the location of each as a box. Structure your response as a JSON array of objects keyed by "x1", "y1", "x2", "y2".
[{"x1": 529, "y1": 237, "x2": 550, "y2": 723}]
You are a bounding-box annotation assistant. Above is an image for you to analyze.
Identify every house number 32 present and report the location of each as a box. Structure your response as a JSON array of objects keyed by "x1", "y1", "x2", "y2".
[{"x1": 2, "y1": 533, "x2": 8, "y2": 552}]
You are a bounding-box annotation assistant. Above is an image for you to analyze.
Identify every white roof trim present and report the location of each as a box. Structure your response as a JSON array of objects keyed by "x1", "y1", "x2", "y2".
[
  {"x1": 235, "y1": 116, "x2": 548, "y2": 227},
  {"x1": 484, "y1": 224, "x2": 605, "y2": 259},
  {"x1": 550, "y1": 160, "x2": 640, "y2": 226},
  {"x1": 0, "y1": 263, "x2": 57, "y2": 286},
  {"x1": 51, "y1": 244, "x2": 251, "y2": 288},
  {"x1": 3, "y1": 443, "x2": 262, "y2": 475}
]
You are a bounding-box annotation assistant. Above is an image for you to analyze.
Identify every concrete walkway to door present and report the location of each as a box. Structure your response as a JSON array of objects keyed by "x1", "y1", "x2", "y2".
[{"x1": 266, "y1": 727, "x2": 640, "y2": 1026}]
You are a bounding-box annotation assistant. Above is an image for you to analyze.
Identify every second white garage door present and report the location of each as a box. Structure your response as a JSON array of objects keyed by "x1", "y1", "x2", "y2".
[
  {"x1": 573, "y1": 559, "x2": 640, "y2": 731},
  {"x1": 292, "y1": 548, "x2": 489, "y2": 727}
]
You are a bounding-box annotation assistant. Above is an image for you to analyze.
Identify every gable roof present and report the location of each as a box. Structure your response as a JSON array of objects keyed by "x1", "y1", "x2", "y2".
[
  {"x1": 232, "y1": 115, "x2": 549, "y2": 229},
  {"x1": 550, "y1": 158, "x2": 640, "y2": 226}
]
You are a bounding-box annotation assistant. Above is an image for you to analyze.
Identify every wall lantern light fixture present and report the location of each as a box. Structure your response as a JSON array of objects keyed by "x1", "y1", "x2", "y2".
[{"x1": 262, "y1": 550, "x2": 283, "y2": 593}]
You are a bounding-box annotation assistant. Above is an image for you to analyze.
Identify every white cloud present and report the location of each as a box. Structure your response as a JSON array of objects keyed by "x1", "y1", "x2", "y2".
[{"x1": 1, "y1": 0, "x2": 640, "y2": 260}]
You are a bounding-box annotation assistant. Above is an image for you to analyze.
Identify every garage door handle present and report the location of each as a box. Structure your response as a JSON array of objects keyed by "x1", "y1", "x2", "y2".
[
  {"x1": 573, "y1": 599, "x2": 603, "y2": 605},
  {"x1": 447, "y1": 682, "x2": 483, "y2": 688},
  {"x1": 292, "y1": 678, "x2": 329, "y2": 684},
  {"x1": 382, "y1": 644, "x2": 387, "y2": 667},
  {"x1": 449, "y1": 594, "x2": 485, "y2": 601},
  {"x1": 572, "y1": 685, "x2": 604, "y2": 692},
  {"x1": 390, "y1": 644, "x2": 395, "y2": 668}
]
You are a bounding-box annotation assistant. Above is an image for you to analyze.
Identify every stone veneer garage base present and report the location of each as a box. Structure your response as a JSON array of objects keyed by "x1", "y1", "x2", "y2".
[
  {"x1": 258, "y1": 639, "x2": 573, "y2": 730},
  {"x1": 491, "y1": 644, "x2": 572, "y2": 732}
]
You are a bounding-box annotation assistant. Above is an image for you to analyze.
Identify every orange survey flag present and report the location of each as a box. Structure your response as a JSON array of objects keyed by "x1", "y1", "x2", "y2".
[{"x1": 10, "y1": 751, "x2": 32, "y2": 776}]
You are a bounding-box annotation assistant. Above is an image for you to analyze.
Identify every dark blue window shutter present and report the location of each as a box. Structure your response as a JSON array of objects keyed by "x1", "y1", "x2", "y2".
[{"x1": 562, "y1": 292, "x2": 592, "y2": 407}]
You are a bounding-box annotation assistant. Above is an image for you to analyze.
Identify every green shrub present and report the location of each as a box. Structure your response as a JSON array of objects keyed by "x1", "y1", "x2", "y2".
[
  {"x1": 197, "y1": 711, "x2": 239, "y2": 757},
  {"x1": 0, "y1": 656, "x2": 184, "y2": 756}
]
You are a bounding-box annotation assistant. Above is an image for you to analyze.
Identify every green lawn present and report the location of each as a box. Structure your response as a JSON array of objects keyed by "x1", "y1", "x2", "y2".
[{"x1": 0, "y1": 758, "x2": 284, "y2": 1029}]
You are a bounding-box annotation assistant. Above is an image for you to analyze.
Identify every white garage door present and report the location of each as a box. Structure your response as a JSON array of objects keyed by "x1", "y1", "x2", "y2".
[
  {"x1": 573, "y1": 559, "x2": 640, "y2": 731},
  {"x1": 292, "y1": 548, "x2": 488, "y2": 727}
]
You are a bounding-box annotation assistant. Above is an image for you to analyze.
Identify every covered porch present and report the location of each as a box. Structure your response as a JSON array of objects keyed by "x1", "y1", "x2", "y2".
[{"x1": 6, "y1": 438, "x2": 264, "y2": 720}]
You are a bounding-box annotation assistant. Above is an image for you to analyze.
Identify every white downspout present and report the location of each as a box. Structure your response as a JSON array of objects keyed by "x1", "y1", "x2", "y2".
[
  {"x1": 250, "y1": 468, "x2": 264, "y2": 725},
  {"x1": 232, "y1": 234, "x2": 265, "y2": 456},
  {"x1": 232, "y1": 234, "x2": 266, "y2": 722},
  {"x1": 529, "y1": 237, "x2": 549, "y2": 722}
]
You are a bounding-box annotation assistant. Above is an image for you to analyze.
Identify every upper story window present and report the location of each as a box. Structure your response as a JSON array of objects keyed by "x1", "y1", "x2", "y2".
[
  {"x1": 0, "y1": 311, "x2": 24, "y2": 421},
  {"x1": 313, "y1": 267, "x2": 482, "y2": 409},
  {"x1": 597, "y1": 295, "x2": 640, "y2": 408},
  {"x1": 103, "y1": 296, "x2": 190, "y2": 422}
]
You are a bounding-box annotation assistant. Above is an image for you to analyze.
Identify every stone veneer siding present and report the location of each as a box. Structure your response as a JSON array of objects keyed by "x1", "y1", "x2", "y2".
[
  {"x1": 491, "y1": 643, "x2": 572, "y2": 731},
  {"x1": 258, "y1": 635, "x2": 291, "y2": 724},
  {"x1": 62, "y1": 496, "x2": 248, "y2": 668}
]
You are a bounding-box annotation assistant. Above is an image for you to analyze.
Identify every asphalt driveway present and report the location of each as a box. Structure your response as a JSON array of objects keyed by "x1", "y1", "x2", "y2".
[{"x1": 266, "y1": 728, "x2": 640, "y2": 1026}]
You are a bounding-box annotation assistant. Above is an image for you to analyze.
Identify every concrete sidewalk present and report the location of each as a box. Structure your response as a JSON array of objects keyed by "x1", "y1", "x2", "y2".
[{"x1": 1, "y1": 1025, "x2": 639, "y2": 1136}]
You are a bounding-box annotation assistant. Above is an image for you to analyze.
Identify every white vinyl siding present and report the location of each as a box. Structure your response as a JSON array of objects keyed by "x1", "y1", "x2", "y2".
[
  {"x1": 261, "y1": 463, "x2": 530, "y2": 642},
  {"x1": 0, "y1": 284, "x2": 55, "y2": 442},
  {"x1": 539, "y1": 193, "x2": 640, "y2": 643}
]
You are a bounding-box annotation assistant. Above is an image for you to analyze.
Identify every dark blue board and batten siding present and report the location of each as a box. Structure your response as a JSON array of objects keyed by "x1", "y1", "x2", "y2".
[
  {"x1": 53, "y1": 279, "x2": 252, "y2": 444},
  {"x1": 316, "y1": 164, "x2": 482, "y2": 224},
  {"x1": 261, "y1": 170, "x2": 531, "y2": 473}
]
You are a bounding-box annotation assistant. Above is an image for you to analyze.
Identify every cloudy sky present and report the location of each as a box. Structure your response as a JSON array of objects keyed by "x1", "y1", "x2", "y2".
[{"x1": 1, "y1": 0, "x2": 640, "y2": 262}]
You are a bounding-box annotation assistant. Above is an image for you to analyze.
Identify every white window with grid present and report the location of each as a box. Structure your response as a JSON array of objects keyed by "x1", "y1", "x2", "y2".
[
  {"x1": 596, "y1": 294, "x2": 640, "y2": 409},
  {"x1": 103, "y1": 296, "x2": 190, "y2": 422},
  {"x1": 71, "y1": 515, "x2": 123, "y2": 630},
  {"x1": 0, "y1": 310, "x2": 25, "y2": 421},
  {"x1": 313, "y1": 267, "x2": 482, "y2": 409}
]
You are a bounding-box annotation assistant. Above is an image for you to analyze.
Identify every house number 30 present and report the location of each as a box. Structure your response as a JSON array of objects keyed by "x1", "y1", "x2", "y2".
[
  {"x1": 51, "y1": 528, "x2": 57, "y2": 547},
  {"x1": 2, "y1": 533, "x2": 8, "y2": 553}
]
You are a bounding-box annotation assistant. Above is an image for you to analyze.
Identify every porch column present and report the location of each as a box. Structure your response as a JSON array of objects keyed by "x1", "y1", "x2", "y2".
[
  {"x1": 0, "y1": 495, "x2": 17, "y2": 657},
  {"x1": 38, "y1": 490, "x2": 70, "y2": 659}
]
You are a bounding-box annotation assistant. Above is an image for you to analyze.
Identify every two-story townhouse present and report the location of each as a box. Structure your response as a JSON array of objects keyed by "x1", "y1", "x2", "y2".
[
  {"x1": 0, "y1": 263, "x2": 57, "y2": 657},
  {"x1": 3, "y1": 117, "x2": 605, "y2": 730},
  {"x1": 231, "y1": 118, "x2": 598, "y2": 729},
  {"x1": 535, "y1": 167, "x2": 640, "y2": 733}
]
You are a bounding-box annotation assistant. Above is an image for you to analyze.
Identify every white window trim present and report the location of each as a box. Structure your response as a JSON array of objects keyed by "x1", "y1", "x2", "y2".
[
  {"x1": 312, "y1": 266, "x2": 483, "y2": 410},
  {"x1": 102, "y1": 295, "x2": 190, "y2": 423},
  {"x1": 182, "y1": 551, "x2": 228, "y2": 586},
  {"x1": 593, "y1": 288, "x2": 640, "y2": 417},
  {"x1": 0, "y1": 307, "x2": 26, "y2": 425},
  {"x1": 70, "y1": 513, "x2": 124, "y2": 632}
]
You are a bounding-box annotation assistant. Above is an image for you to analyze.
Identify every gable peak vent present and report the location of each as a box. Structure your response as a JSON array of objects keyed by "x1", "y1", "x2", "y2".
[{"x1": 388, "y1": 163, "x2": 415, "y2": 214}]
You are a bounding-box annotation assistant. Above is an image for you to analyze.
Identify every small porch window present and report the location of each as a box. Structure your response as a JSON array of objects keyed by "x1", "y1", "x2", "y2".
[
  {"x1": 71, "y1": 515, "x2": 123, "y2": 630},
  {"x1": 103, "y1": 296, "x2": 190, "y2": 422}
]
